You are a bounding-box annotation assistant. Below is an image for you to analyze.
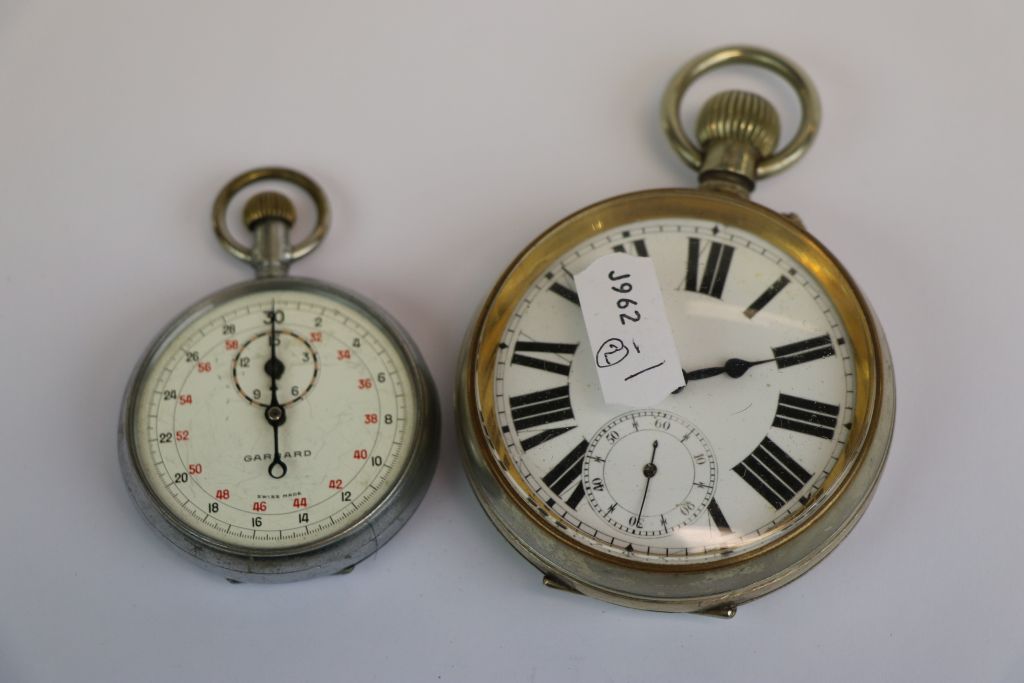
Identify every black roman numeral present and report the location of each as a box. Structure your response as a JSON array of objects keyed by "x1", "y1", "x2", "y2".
[
  {"x1": 684, "y1": 238, "x2": 734, "y2": 299},
  {"x1": 520, "y1": 427, "x2": 573, "y2": 451},
  {"x1": 510, "y1": 341, "x2": 578, "y2": 376},
  {"x1": 549, "y1": 282, "x2": 580, "y2": 306},
  {"x1": 510, "y1": 386, "x2": 573, "y2": 431},
  {"x1": 773, "y1": 393, "x2": 839, "y2": 440},
  {"x1": 612, "y1": 238, "x2": 649, "y2": 257},
  {"x1": 744, "y1": 275, "x2": 790, "y2": 318},
  {"x1": 772, "y1": 334, "x2": 835, "y2": 368},
  {"x1": 510, "y1": 386, "x2": 575, "y2": 451},
  {"x1": 542, "y1": 439, "x2": 589, "y2": 508},
  {"x1": 707, "y1": 497, "x2": 732, "y2": 534},
  {"x1": 733, "y1": 437, "x2": 812, "y2": 509}
]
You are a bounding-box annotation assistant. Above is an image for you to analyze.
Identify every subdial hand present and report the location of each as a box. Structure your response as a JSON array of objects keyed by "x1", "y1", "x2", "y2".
[
  {"x1": 637, "y1": 440, "x2": 659, "y2": 520},
  {"x1": 264, "y1": 305, "x2": 287, "y2": 479},
  {"x1": 672, "y1": 357, "x2": 775, "y2": 393}
]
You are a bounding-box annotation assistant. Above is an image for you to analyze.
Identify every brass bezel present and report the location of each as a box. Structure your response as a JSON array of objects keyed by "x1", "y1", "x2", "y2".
[{"x1": 458, "y1": 188, "x2": 893, "y2": 609}]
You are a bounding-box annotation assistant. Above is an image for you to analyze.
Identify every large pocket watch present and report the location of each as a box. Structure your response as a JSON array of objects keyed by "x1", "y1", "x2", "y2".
[
  {"x1": 457, "y1": 47, "x2": 895, "y2": 615},
  {"x1": 119, "y1": 168, "x2": 439, "y2": 582}
]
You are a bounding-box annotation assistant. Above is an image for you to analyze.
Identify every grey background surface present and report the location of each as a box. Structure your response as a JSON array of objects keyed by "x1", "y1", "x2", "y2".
[{"x1": 1, "y1": 2, "x2": 1019, "y2": 681}]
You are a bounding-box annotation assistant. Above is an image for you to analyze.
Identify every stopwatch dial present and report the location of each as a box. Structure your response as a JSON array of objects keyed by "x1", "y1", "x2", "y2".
[
  {"x1": 132, "y1": 289, "x2": 416, "y2": 552},
  {"x1": 490, "y1": 220, "x2": 856, "y2": 564}
]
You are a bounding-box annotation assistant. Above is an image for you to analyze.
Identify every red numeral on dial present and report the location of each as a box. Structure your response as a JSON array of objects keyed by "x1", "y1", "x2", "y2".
[
  {"x1": 358, "y1": 378, "x2": 373, "y2": 390},
  {"x1": 337, "y1": 349, "x2": 351, "y2": 360},
  {"x1": 328, "y1": 479, "x2": 344, "y2": 489},
  {"x1": 353, "y1": 449, "x2": 368, "y2": 460},
  {"x1": 225, "y1": 339, "x2": 239, "y2": 350},
  {"x1": 187, "y1": 463, "x2": 203, "y2": 475},
  {"x1": 252, "y1": 501, "x2": 267, "y2": 512},
  {"x1": 310, "y1": 332, "x2": 322, "y2": 343},
  {"x1": 197, "y1": 361, "x2": 212, "y2": 373},
  {"x1": 364, "y1": 414, "x2": 378, "y2": 424},
  {"x1": 178, "y1": 394, "x2": 192, "y2": 405},
  {"x1": 175, "y1": 430, "x2": 190, "y2": 441},
  {"x1": 292, "y1": 497, "x2": 308, "y2": 508},
  {"x1": 215, "y1": 489, "x2": 230, "y2": 500}
]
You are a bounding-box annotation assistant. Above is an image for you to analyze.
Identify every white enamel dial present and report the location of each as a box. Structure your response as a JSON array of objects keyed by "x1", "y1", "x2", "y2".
[
  {"x1": 131, "y1": 288, "x2": 415, "y2": 552},
  {"x1": 492, "y1": 219, "x2": 856, "y2": 564}
]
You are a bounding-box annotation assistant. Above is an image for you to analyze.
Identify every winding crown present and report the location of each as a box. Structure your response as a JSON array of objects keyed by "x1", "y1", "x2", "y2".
[
  {"x1": 696, "y1": 90, "x2": 780, "y2": 190},
  {"x1": 697, "y1": 90, "x2": 780, "y2": 156},
  {"x1": 243, "y1": 191, "x2": 296, "y2": 229}
]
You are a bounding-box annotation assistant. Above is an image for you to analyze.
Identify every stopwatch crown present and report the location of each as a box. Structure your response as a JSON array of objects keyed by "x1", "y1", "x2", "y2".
[{"x1": 243, "y1": 191, "x2": 296, "y2": 230}]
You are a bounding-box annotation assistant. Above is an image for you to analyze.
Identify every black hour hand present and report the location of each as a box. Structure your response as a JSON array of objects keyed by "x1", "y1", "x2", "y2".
[{"x1": 673, "y1": 357, "x2": 773, "y2": 393}]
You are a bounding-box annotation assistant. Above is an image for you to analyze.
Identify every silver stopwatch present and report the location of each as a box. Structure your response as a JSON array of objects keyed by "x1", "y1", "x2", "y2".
[{"x1": 119, "y1": 167, "x2": 439, "y2": 582}]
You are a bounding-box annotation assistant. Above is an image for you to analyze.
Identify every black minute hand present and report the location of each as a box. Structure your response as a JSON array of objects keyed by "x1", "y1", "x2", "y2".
[{"x1": 264, "y1": 304, "x2": 287, "y2": 479}]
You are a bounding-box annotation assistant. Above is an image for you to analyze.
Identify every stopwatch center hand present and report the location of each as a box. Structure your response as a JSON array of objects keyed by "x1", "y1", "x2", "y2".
[
  {"x1": 637, "y1": 440, "x2": 659, "y2": 519},
  {"x1": 672, "y1": 357, "x2": 775, "y2": 393},
  {"x1": 264, "y1": 304, "x2": 287, "y2": 479},
  {"x1": 264, "y1": 304, "x2": 287, "y2": 389},
  {"x1": 265, "y1": 400, "x2": 287, "y2": 479}
]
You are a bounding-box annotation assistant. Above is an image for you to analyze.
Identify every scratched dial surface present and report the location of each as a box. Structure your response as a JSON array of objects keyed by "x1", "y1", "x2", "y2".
[
  {"x1": 131, "y1": 289, "x2": 415, "y2": 551},
  {"x1": 491, "y1": 219, "x2": 856, "y2": 564}
]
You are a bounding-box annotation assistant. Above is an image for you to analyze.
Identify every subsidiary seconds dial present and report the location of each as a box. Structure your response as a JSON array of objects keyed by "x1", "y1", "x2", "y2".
[{"x1": 582, "y1": 410, "x2": 716, "y2": 538}]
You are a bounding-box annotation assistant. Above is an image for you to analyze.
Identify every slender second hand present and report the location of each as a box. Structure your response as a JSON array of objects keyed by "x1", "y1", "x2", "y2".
[
  {"x1": 637, "y1": 440, "x2": 659, "y2": 520},
  {"x1": 264, "y1": 304, "x2": 287, "y2": 479}
]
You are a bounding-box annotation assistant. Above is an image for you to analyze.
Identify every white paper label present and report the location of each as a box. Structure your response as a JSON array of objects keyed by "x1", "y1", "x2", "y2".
[{"x1": 575, "y1": 253, "x2": 685, "y2": 407}]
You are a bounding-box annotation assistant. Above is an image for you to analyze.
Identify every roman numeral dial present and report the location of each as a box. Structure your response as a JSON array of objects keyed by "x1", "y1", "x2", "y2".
[{"x1": 489, "y1": 219, "x2": 856, "y2": 565}]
